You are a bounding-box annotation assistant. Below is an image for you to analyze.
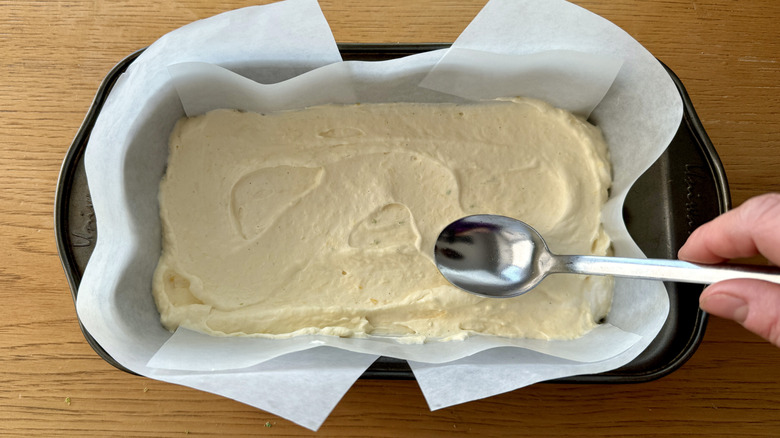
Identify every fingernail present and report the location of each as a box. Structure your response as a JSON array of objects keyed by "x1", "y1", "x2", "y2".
[{"x1": 701, "y1": 293, "x2": 749, "y2": 323}]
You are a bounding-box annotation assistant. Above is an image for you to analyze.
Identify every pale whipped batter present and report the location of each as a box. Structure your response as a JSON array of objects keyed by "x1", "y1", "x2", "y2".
[{"x1": 152, "y1": 98, "x2": 613, "y2": 341}]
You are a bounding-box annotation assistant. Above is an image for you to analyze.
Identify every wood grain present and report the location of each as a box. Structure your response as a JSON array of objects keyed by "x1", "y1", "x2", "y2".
[{"x1": 2, "y1": 0, "x2": 779, "y2": 436}]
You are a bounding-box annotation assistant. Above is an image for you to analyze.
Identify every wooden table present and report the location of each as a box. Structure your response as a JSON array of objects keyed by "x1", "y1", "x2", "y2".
[{"x1": 3, "y1": 0, "x2": 779, "y2": 436}]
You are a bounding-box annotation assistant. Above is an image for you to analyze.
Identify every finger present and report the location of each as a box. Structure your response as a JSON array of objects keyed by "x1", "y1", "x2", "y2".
[
  {"x1": 679, "y1": 193, "x2": 780, "y2": 264},
  {"x1": 700, "y1": 279, "x2": 780, "y2": 347}
]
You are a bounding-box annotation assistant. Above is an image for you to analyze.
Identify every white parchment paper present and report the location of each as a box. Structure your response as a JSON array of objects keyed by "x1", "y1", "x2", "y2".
[{"x1": 78, "y1": 0, "x2": 682, "y2": 430}]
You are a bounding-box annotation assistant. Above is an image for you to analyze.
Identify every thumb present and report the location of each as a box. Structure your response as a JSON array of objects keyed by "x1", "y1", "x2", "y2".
[{"x1": 700, "y1": 279, "x2": 780, "y2": 347}]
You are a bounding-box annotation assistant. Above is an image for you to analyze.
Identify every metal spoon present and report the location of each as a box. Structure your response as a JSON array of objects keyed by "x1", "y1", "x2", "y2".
[{"x1": 434, "y1": 214, "x2": 780, "y2": 298}]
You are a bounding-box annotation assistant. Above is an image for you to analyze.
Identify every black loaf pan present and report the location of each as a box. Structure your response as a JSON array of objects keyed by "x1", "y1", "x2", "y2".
[{"x1": 55, "y1": 43, "x2": 730, "y2": 382}]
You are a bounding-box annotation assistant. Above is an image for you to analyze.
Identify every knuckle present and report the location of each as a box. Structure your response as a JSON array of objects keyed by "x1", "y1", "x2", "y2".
[
  {"x1": 742, "y1": 282, "x2": 780, "y2": 346},
  {"x1": 738, "y1": 193, "x2": 780, "y2": 233},
  {"x1": 745, "y1": 311, "x2": 780, "y2": 346}
]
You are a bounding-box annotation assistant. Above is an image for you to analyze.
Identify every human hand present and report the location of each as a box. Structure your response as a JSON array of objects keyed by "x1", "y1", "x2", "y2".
[{"x1": 678, "y1": 193, "x2": 780, "y2": 347}]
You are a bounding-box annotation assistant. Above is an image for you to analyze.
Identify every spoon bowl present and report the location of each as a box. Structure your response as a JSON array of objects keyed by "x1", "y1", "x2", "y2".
[
  {"x1": 435, "y1": 214, "x2": 780, "y2": 298},
  {"x1": 434, "y1": 215, "x2": 552, "y2": 297}
]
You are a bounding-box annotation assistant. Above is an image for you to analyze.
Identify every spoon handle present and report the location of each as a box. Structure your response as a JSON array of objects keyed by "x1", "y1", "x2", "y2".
[{"x1": 557, "y1": 255, "x2": 780, "y2": 285}]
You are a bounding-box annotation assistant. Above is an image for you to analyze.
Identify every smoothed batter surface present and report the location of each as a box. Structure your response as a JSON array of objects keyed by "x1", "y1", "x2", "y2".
[{"x1": 152, "y1": 98, "x2": 613, "y2": 341}]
